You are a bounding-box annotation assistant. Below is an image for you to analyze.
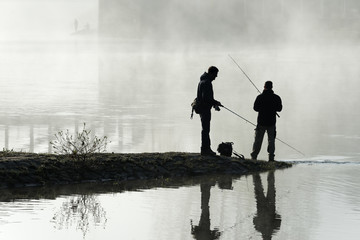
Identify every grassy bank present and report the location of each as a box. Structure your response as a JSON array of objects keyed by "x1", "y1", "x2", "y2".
[{"x1": 0, "y1": 151, "x2": 292, "y2": 189}]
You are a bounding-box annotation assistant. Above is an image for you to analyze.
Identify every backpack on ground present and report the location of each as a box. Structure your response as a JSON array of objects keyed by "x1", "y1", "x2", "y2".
[
  {"x1": 217, "y1": 142, "x2": 245, "y2": 159},
  {"x1": 217, "y1": 142, "x2": 233, "y2": 157}
]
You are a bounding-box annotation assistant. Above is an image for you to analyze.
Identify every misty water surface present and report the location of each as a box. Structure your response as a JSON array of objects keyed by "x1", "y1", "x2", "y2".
[
  {"x1": 1, "y1": 40, "x2": 360, "y2": 160},
  {"x1": 1, "y1": 1, "x2": 360, "y2": 239},
  {"x1": 1, "y1": 39, "x2": 360, "y2": 240}
]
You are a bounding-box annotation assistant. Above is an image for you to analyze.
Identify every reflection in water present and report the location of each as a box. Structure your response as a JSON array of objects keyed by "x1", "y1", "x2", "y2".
[
  {"x1": 2, "y1": 167, "x2": 360, "y2": 239},
  {"x1": 253, "y1": 171, "x2": 281, "y2": 240},
  {"x1": 52, "y1": 194, "x2": 107, "y2": 238},
  {"x1": 191, "y1": 182, "x2": 221, "y2": 240}
]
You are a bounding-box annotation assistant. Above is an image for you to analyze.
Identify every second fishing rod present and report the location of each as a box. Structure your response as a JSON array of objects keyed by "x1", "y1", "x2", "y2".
[{"x1": 228, "y1": 54, "x2": 280, "y2": 118}]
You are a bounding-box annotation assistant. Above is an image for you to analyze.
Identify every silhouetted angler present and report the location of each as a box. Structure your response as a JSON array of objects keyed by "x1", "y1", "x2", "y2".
[
  {"x1": 251, "y1": 81, "x2": 282, "y2": 161},
  {"x1": 253, "y1": 172, "x2": 281, "y2": 240},
  {"x1": 196, "y1": 66, "x2": 222, "y2": 156},
  {"x1": 191, "y1": 182, "x2": 221, "y2": 240}
]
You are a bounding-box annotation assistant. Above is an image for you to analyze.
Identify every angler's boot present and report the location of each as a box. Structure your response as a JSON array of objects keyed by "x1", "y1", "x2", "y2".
[{"x1": 201, "y1": 148, "x2": 216, "y2": 156}]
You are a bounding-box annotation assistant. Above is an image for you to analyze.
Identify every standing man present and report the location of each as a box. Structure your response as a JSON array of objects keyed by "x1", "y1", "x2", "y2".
[
  {"x1": 251, "y1": 81, "x2": 282, "y2": 161},
  {"x1": 197, "y1": 66, "x2": 222, "y2": 156}
]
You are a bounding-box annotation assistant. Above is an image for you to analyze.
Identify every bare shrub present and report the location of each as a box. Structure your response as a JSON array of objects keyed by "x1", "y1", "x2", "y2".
[{"x1": 51, "y1": 123, "x2": 109, "y2": 161}]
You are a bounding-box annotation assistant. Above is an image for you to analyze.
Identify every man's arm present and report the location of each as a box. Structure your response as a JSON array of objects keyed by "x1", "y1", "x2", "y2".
[
  {"x1": 202, "y1": 82, "x2": 221, "y2": 107},
  {"x1": 253, "y1": 96, "x2": 261, "y2": 112}
]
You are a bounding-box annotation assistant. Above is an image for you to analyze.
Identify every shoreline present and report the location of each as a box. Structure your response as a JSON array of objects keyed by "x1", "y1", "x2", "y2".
[{"x1": 0, "y1": 151, "x2": 292, "y2": 189}]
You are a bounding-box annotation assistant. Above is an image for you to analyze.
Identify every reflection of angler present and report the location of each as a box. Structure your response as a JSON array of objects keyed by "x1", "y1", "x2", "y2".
[
  {"x1": 252, "y1": 171, "x2": 281, "y2": 240},
  {"x1": 191, "y1": 183, "x2": 221, "y2": 240}
]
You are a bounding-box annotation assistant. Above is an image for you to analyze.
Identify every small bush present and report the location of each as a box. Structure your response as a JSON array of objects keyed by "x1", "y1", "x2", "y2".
[
  {"x1": 1, "y1": 148, "x2": 16, "y2": 157},
  {"x1": 50, "y1": 123, "x2": 109, "y2": 161}
]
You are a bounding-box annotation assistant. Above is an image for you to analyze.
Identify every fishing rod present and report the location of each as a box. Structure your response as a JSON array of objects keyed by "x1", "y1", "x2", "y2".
[
  {"x1": 228, "y1": 54, "x2": 280, "y2": 118},
  {"x1": 221, "y1": 105, "x2": 256, "y2": 127},
  {"x1": 221, "y1": 105, "x2": 305, "y2": 156},
  {"x1": 228, "y1": 54, "x2": 262, "y2": 94}
]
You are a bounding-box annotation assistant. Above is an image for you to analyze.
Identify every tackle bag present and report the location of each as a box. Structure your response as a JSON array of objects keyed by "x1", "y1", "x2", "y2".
[
  {"x1": 217, "y1": 142, "x2": 233, "y2": 157},
  {"x1": 190, "y1": 98, "x2": 203, "y2": 119}
]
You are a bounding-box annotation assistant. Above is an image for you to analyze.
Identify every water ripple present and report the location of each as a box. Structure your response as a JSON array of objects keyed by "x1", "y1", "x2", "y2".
[{"x1": 287, "y1": 155, "x2": 360, "y2": 165}]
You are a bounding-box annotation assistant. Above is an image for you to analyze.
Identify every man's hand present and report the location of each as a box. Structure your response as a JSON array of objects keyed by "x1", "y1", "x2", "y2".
[{"x1": 214, "y1": 101, "x2": 222, "y2": 111}]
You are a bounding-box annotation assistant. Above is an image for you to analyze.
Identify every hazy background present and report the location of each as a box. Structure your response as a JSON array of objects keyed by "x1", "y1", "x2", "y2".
[
  {"x1": 0, "y1": 0, "x2": 359, "y2": 160},
  {"x1": 1, "y1": 2, "x2": 360, "y2": 240}
]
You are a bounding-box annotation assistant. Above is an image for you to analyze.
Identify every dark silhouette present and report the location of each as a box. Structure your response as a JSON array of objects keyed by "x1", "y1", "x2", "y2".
[
  {"x1": 251, "y1": 81, "x2": 282, "y2": 161},
  {"x1": 197, "y1": 66, "x2": 222, "y2": 156},
  {"x1": 252, "y1": 171, "x2": 281, "y2": 240},
  {"x1": 191, "y1": 182, "x2": 221, "y2": 240},
  {"x1": 217, "y1": 176, "x2": 233, "y2": 190}
]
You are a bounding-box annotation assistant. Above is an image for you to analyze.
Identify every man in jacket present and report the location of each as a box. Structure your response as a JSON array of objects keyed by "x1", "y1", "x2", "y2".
[
  {"x1": 197, "y1": 66, "x2": 222, "y2": 156},
  {"x1": 251, "y1": 81, "x2": 282, "y2": 161}
]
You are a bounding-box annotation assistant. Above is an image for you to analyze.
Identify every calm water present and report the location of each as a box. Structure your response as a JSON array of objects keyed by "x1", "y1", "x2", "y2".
[
  {"x1": 1, "y1": 39, "x2": 360, "y2": 239},
  {"x1": 0, "y1": 162, "x2": 360, "y2": 240}
]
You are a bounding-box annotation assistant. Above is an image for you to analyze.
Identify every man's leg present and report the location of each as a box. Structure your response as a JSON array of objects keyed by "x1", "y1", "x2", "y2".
[
  {"x1": 200, "y1": 111, "x2": 212, "y2": 154},
  {"x1": 267, "y1": 125, "x2": 276, "y2": 161},
  {"x1": 251, "y1": 126, "x2": 265, "y2": 160}
]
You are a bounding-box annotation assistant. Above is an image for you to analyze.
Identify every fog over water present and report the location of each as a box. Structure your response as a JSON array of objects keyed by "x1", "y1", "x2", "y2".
[
  {"x1": 0, "y1": 1, "x2": 360, "y2": 239},
  {"x1": 0, "y1": 0, "x2": 359, "y2": 159}
]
